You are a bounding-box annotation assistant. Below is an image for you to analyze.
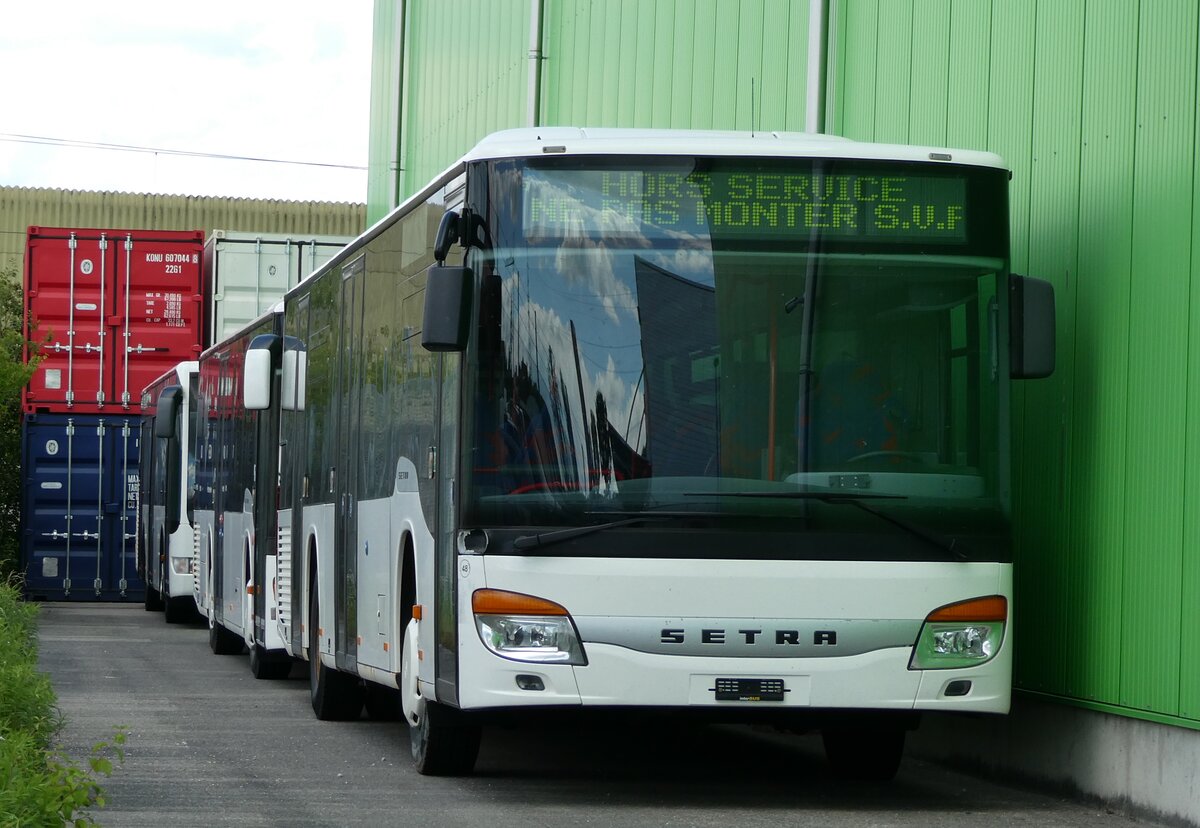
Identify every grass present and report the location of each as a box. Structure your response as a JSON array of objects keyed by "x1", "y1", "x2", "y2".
[{"x1": 0, "y1": 578, "x2": 124, "y2": 827}]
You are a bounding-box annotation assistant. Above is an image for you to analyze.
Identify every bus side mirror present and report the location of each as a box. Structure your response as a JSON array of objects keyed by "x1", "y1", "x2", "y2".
[
  {"x1": 1010, "y1": 274, "x2": 1055, "y2": 379},
  {"x1": 433, "y1": 210, "x2": 460, "y2": 263},
  {"x1": 165, "y1": 445, "x2": 182, "y2": 535},
  {"x1": 154, "y1": 386, "x2": 184, "y2": 532},
  {"x1": 422, "y1": 265, "x2": 473, "y2": 352},
  {"x1": 154, "y1": 386, "x2": 182, "y2": 438},
  {"x1": 281, "y1": 348, "x2": 307, "y2": 411},
  {"x1": 244, "y1": 342, "x2": 275, "y2": 410}
]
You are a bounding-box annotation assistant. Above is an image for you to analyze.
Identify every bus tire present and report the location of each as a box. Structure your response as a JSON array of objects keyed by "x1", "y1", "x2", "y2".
[
  {"x1": 208, "y1": 616, "x2": 244, "y2": 655},
  {"x1": 163, "y1": 574, "x2": 191, "y2": 624},
  {"x1": 401, "y1": 619, "x2": 480, "y2": 775},
  {"x1": 821, "y1": 726, "x2": 905, "y2": 782},
  {"x1": 410, "y1": 699, "x2": 481, "y2": 776},
  {"x1": 250, "y1": 643, "x2": 293, "y2": 680},
  {"x1": 143, "y1": 578, "x2": 162, "y2": 612},
  {"x1": 163, "y1": 595, "x2": 189, "y2": 624},
  {"x1": 308, "y1": 580, "x2": 363, "y2": 720},
  {"x1": 364, "y1": 683, "x2": 401, "y2": 721}
]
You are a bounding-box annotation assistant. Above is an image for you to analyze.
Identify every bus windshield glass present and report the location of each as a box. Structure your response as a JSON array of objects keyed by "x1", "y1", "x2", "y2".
[{"x1": 464, "y1": 155, "x2": 1010, "y2": 555}]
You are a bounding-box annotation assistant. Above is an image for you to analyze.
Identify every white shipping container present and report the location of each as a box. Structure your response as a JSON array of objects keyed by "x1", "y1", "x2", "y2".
[{"x1": 203, "y1": 230, "x2": 352, "y2": 344}]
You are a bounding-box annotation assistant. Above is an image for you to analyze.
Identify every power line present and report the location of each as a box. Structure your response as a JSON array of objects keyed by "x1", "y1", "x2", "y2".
[{"x1": 0, "y1": 132, "x2": 366, "y2": 171}]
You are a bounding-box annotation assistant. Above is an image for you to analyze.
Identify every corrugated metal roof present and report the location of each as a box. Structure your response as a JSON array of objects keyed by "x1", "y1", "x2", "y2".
[{"x1": 0, "y1": 186, "x2": 365, "y2": 276}]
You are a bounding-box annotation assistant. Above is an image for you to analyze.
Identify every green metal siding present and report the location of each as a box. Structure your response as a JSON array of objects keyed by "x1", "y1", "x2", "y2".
[
  {"x1": 545, "y1": 0, "x2": 809, "y2": 130},
  {"x1": 832, "y1": 0, "x2": 1200, "y2": 729},
  {"x1": 1025, "y1": 0, "x2": 1084, "y2": 699},
  {"x1": 872, "y1": 2, "x2": 912, "y2": 144},
  {"x1": 370, "y1": 0, "x2": 813, "y2": 218},
  {"x1": 908, "y1": 0, "x2": 950, "y2": 146},
  {"x1": 391, "y1": 0, "x2": 528, "y2": 213},
  {"x1": 1070, "y1": 0, "x2": 1137, "y2": 705},
  {"x1": 830, "y1": 0, "x2": 873, "y2": 140},
  {"x1": 1121, "y1": 0, "x2": 1195, "y2": 717},
  {"x1": 368, "y1": 0, "x2": 404, "y2": 220},
  {"x1": 945, "y1": 2, "x2": 990, "y2": 151}
]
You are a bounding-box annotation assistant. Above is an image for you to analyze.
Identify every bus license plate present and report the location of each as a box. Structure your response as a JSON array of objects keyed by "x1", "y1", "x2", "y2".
[{"x1": 714, "y1": 678, "x2": 785, "y2": 702}]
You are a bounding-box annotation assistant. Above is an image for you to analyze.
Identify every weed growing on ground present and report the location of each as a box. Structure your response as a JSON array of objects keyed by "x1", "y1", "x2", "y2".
[{"x1": 0, "y1": 577, "x2": 126, "y2": 826}]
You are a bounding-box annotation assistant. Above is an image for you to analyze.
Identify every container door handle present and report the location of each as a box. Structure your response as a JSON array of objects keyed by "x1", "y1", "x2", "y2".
[
  {"x1": 96, "y1": 234, "x2": 108, "y2": 406},
  {"x1": 119, "y1": 420, "x2": 131, "y2": 594},
  {"x1": 122, "y1": 235, "x2": 133, "y2": 408},
  {"x1": 255, "y1": 237, "x2": 263, "y2": 316},
  {"x1": 94, "y1": 419, "x2": 105, "y2": 595},
  {"x1": 63, "y1": 418, "x2": 75, "y2": 594},
  {"x1": 66, "y1": 233, "x2": 77, "y2": 406}
]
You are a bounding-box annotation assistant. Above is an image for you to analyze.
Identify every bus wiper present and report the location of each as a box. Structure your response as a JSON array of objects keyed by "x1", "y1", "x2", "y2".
[
  {"x1": 682, "y1": 491, "x2": 968, "y2": 561},
  {"x1": 512, "y1": 516, "x2": 669, "y2": 550},
  {"x1": 512, "y1": 510, "x2": 727, "y2": 551}
]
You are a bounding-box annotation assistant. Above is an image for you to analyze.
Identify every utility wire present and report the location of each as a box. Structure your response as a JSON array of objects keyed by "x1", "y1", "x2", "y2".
[{"x1": 0, "y1": 132, "x2": 366, "y2": 171}]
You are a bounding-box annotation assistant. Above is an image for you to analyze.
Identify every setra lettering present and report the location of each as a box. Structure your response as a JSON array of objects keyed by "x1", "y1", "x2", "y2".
[{"x1": 659, "y1": 627, "x2": 839, "y2": 647}]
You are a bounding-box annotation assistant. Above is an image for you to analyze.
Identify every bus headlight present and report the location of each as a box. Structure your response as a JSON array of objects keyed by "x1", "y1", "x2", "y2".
[
  {"x1": 473, "y1": 589, "x2": 586, "y2": 666},
  {"x1": 909, "y1": 595, "x2": 1006, "y2": 670}
]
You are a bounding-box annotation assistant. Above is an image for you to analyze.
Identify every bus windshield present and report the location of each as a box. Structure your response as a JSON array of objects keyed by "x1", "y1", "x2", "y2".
[{"x1": 463, "y1": 155, "x2": 1011, "y2": 555}]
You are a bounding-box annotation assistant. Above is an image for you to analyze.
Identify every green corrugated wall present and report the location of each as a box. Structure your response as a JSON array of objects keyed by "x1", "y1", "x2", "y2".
[
  {"x1": 830, "y1": 0, "x2": 1200, "y2": 730},
  {"x1": 389, "y1": 0, "x2": 529, "y2": 207},
  {"x1": 541, "y1": 0, "x2": 810, "y2": 132},
  {"x1": 367, "y1": 0, "x2": 404, "y2": 221},
  {"x1": 369, "y1": 0, "x2": 812, "y2": 220},
  {"x1": 368, "y1": 0, "x2": 1200, "y2": 730}
]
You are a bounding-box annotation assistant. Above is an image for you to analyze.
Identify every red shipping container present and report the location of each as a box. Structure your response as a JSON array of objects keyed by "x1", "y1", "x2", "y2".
[{"x1": 24, "y1": 227, "x2": 205, "y2": 415}]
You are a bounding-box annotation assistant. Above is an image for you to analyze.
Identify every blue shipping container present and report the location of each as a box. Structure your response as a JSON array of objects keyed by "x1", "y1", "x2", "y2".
[{"x1": 21, "y1": 413, "x2": 143, "y2": 601}]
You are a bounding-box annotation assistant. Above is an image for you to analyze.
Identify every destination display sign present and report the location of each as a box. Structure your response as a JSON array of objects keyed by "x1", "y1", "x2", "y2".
[{"x1": 522, "y1": 164, "x2": 969, "y2": 244}]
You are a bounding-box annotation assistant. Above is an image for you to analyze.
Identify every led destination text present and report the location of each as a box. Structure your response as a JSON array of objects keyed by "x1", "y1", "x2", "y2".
[{"x1": 523, "y1": 168, "x2": 969, "y2": 243}]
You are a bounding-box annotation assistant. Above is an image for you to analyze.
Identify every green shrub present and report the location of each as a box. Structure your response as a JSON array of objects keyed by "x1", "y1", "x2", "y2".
[
  {"x1": 2, "y1": 263, "x2": 37, "y2": 579},
  {"x1": 0, "y1": 591, "x2": 57, "y2": 748},
  {"x1": 0, "y1": 579, "x2": 125, "y2": 826}
]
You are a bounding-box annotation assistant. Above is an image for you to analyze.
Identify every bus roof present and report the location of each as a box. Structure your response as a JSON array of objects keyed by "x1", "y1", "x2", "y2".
[{"x1": 464, "y1": 127, "x2": 1008, "y2": 171}]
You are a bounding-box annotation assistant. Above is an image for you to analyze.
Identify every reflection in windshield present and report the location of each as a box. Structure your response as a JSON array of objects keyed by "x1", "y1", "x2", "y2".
[{"x1": 463, "y1": 158, "x2": 1008, "y2": 547}]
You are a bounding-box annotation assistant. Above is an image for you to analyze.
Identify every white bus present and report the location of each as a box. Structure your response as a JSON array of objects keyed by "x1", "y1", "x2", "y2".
[
  {"x1": 241, "y1": 128, "x2": 1055, "y2": 778},
  {"x1": 138, "y1": 361, "x2": 200, "y2": 623},
  {"x1": 190, "y1": 307, "x2": 293, "y2": 680}
]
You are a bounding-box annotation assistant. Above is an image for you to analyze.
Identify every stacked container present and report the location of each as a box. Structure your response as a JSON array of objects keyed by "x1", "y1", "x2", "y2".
[
  {"x1": 21, "y1": 414, "x2": 141, "y2": 601},
  {"x1": 21, "y1": 227, "x2": 206, "y2": 601},
  {"x1": 23, "y1": 227, "x2": 206, "y2": 413},
  {"x1": 203, "y1": 230, "x2": 351, "y2": 344}
]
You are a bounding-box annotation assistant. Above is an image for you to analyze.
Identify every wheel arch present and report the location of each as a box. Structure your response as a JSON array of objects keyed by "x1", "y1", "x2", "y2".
[
  {"x1": 306, "y1": 531, "x2": 319, "y2": 659},
  {"x1": 398, "y1": 530, "x2": 417, "y2": 644}
]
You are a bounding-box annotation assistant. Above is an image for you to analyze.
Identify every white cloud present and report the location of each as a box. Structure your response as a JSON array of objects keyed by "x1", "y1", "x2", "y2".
[{"x1": 0, "y1": 1, "x2": 372, "y2": 202}]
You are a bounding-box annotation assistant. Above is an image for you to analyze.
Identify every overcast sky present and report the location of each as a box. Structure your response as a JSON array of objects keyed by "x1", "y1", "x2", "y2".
[{"x1": 0, "y1": 1, "x2": 373, "y2": 204}]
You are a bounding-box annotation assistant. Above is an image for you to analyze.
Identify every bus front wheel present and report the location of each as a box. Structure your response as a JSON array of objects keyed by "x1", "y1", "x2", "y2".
[{"x1": 401, "y1": 618, "x2": 480, "y2": 775}]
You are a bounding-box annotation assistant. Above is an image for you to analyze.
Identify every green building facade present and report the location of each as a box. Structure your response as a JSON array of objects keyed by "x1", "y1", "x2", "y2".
[
  {"x1": 831, "y1": 1, "x2": 1200, "y2": 735},
  {"x1": 368, "y1": 0, "x2": 1200, "y2": 799}
]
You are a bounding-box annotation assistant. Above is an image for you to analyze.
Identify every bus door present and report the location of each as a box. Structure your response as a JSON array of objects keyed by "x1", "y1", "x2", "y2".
[
  {"x1": 212, "y1": 355, "x2": 230, "y2": 628},
  {"x1": 334, "y1": 254, "x2": 366, "y2": 671},
  {"x1": 251, "y1": 345, "x2": 279, "y2": 648},
  {"x1": 286, "y1": 295, "x2": 311, "y2": 655}
]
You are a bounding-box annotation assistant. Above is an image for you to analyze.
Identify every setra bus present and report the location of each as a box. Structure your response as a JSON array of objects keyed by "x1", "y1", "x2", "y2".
[
  {"x1": 191, "y1": 307, "x2": 294, "y2": 679},
  {"x1": 238, "y1": 128, "x2": 1055, "y2": 778},
  {"x1": 138, "y1": 361, "x2": 199, "y2": 622}
]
